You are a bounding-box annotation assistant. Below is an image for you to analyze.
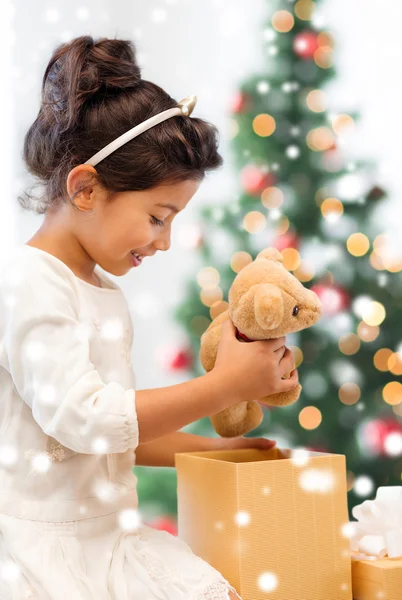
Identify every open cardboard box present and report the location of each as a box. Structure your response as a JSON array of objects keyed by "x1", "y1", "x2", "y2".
[{"x1": 176, "y1": 446, "x2": 352, "y2": 600}]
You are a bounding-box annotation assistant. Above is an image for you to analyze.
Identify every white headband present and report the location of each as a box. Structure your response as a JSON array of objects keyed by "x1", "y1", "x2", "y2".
[{"x1": 84, "y1": 95, "x2": 197, "y2": 167}]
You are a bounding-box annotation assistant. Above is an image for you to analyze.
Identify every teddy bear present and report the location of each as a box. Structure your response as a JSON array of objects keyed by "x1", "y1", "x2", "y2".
[{"x1": 199, "y1": 247, "x2": 322, "y2": 437}]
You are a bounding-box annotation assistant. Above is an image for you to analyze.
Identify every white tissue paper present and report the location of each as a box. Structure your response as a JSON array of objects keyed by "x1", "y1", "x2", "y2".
[{"x1": 349, "y1": 486, "x2": 402, "y2": 560}]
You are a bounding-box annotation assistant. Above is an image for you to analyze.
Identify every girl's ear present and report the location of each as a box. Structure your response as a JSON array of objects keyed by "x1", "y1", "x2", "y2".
[
  {"x1": 231, "y1": 283, "x2": 284, "y2": 332},
  {"x1": 254, "y1": 283, "x2": 284, "y2": 330}
]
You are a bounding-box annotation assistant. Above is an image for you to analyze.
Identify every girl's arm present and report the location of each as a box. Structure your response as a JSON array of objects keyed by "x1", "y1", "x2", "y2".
[
  {"x1": 0, "y1": 254, "x2": 238, "y2": 456},
  {"x1": 135, "y1": 369, "x2": 237, "y2": 444},
  {"x1": 134, "y1": 431, "x2": 278, "y2": 467},
  {"x1": 135, "y1": 431, "x2": 215, "y2": 467}
]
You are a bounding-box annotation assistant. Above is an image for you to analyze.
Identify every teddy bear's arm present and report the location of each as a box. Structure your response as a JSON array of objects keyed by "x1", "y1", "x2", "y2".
[
  {"x1": 210, "y1": 400, "x2": 264, "y2": 438},
  {"x1": 199, "y1": 309, "x2": 230, "y2": 372},
  {"x1": 199, "y1": 308, "x2": 264, "y2": 437}
]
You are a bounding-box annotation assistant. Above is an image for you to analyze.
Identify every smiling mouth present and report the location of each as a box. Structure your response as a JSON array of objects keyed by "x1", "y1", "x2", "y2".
[{"x1": 130, "y1": 251, "x2": 143, "y2": 266}]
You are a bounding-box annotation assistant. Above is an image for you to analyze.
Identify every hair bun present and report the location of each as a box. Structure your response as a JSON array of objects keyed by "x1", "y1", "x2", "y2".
[{"x1": 42, "y1": 35, "x2": 141, "y2": 132}]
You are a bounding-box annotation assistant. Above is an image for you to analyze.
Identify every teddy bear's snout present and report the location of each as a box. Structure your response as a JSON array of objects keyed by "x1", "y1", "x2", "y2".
[
  {"x1": 303, "y1": 290, "x2": 322, "y2": 325},
  {"x1": 306, "y1": 304, "x2": 321, "y2": 325}
]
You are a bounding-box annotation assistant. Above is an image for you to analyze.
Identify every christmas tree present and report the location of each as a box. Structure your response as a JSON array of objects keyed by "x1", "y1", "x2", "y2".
[{"x1": 136, "y1": 0, "x2": 402, "y2": 527}]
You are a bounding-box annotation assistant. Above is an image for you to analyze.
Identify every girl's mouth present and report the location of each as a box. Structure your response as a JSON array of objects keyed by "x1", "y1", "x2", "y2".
[{"x1": 130, "y1": 251, "x2": 143, "y2": 266}]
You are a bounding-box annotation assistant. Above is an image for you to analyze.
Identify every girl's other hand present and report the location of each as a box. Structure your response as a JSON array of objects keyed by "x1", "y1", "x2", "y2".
[{"x1": 211, "y1": 436, "x2": 277, "y2": 451}]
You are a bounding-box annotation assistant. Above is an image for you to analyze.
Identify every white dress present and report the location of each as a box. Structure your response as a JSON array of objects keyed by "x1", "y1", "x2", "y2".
[{"x1": 0, "y1": 245, "x2": 241, "y2": 600}]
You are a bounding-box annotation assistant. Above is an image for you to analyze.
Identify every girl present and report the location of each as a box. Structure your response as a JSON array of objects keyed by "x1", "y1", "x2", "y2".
[{"x1": 0, "y1": 36, "x2": 298, "y2": 600}]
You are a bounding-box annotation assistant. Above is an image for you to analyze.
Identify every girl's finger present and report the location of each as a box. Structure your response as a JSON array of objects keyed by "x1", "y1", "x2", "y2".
[{"x1": 243, "y1": 437, "x2": 276, "y2": 448}]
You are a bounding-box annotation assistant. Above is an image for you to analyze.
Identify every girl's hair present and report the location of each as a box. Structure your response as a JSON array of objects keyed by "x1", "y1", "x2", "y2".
[{"x1": 19, "y1": 35, "x2": 224, "y2": 215}]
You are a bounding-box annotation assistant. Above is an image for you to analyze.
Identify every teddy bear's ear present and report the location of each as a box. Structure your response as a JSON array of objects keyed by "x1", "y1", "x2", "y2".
[{"x1": 256, "y1": 248, "x2": 283, "y2": 263}]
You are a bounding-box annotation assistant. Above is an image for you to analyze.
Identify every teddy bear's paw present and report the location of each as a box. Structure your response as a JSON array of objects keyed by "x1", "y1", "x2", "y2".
[
  {"x1": 259, "y1": 384, "x2": 302, "y2": 407},
  {"x1": 211, "y1": 400, "x2": 264, "y2": 437}
]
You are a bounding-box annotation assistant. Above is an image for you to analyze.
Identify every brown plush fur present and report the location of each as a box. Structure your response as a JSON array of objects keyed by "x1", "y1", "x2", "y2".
[{"x1": 200, "y1": 248, "x2": 322, "y2": 437}]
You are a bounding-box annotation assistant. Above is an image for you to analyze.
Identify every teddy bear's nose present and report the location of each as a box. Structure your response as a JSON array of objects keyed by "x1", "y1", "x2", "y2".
[
  {"x1": 309, "y1": 289, "x2": 322, "y2": 310},
  {"x1": 307, "y1": 292, "x2": 323, "y2": 320}
]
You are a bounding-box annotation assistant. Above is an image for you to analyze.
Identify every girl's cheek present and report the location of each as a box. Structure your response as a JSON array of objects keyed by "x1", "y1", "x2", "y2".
[{"x1": 134, "y1": 226, "x2": 154, "y2": 247}]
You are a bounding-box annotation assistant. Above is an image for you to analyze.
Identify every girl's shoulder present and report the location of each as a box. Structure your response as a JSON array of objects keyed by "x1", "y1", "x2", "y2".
[
  {"x1": 0, "y1": 244, "x2": 78, "y2": 285},
  {"x1": 0, "y1": 245, "x2": 124, "y2": 308},
  {"x1": 0, "y1": 244, "x2": 82, "y2": 309}
]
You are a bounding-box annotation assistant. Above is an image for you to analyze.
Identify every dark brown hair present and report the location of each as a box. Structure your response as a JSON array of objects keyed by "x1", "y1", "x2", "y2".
[{"x1": 19, "y1": 35, "x2": 224, "y2": 214}]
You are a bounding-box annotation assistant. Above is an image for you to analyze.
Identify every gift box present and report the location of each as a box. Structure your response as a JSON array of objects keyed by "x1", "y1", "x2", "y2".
[
  {"x1": 351, "y1": 557, "x2": 402, "y2": 600},
  {"x1": 349, "y1": 486, "x2": 402, "y2": 600},
  {"x1": 175, "y1": 446, "x2": 352, "y2": 600}
]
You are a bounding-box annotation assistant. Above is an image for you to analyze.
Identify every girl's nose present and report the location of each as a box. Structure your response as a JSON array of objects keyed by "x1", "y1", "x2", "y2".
[{"x1": 154, "y1": 229, "x2": 171, "y2": 252}]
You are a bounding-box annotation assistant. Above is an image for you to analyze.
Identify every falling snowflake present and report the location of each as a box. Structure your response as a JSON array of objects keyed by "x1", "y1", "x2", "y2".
[{"x1": 92, "y1": 317, "x2": 131, "y2": 364}]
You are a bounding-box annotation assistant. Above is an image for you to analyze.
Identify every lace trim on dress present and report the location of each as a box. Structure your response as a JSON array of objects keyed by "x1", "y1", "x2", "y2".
[
  {"x1": 196, "y1": 578, "x2": 242, "y2": 600},
  {"x1": 24, "y1": 443, "x2": 65, "y2": 464},
  {"x1": 21, "y1": 578, "x2": 242, "y2": 600},
  {"x1": 24, "y1": 442, "x2": 66, "y2": 476},
  {"x1": 135, "y1": 532, "x2": 242, "y2": 599}
]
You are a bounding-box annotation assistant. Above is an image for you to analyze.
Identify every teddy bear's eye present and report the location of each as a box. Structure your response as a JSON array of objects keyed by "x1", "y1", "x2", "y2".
[{"x1": 293, "y1": 306, "x2": 299, "y2": 316}]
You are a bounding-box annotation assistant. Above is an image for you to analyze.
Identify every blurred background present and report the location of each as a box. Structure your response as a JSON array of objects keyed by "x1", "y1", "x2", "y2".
[{"x1": 1, "y1": 0, "x2": 402, "y2": 532}]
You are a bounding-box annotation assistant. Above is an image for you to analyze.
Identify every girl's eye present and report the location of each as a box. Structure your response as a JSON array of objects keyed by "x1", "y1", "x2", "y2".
[{"x1": 150, "y1": 216, "x2": 165, "y2": 227}]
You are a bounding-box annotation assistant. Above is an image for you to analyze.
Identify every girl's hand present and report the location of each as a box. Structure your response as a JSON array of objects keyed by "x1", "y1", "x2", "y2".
[
  {"x1": 214, "y1": 319, "x2": 298, "y2": 407},
  {"x1": 211, "y1": 436, "x2": 277, "y2": 451}
]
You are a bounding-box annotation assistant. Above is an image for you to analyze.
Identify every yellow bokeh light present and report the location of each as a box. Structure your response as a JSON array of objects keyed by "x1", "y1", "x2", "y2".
[
  {"x1": 281, "y1": 248, "x2": 301, "y2": 271},
  {"x1": 299, "y1": 406, "x2": 322, "y2": 430},
  {"x1": 306, "y1": 126, "x2": 335, "y2": 151},
  {"x1": 383, "y1": 382, "x2": 402, "y2": 406},
  {"x1": 288, "y1": 346, "x2": 303, "y2": 368},
  {"x1": 210, "y1": 300, "x2": 229, "y2": 320},
  {"x1": 261, "y1": 186, "x2": 284, "y2": 209},
  {"x1": 271, "y1": 10, "x2": 294, "y2": 32},
  {"x1": 362, "y1": 301, "x2": 386, "y2": 326},
  {"x1": 294, "y1": 0, "x2": 315, "y2": 21},
  {"x1": 374, "y1": 348, "x2": 392, "y2": 372},
  {"x1": 321, "y1": 197, "x2": 344, "y2": 219},
  {"x1": 243, "y1": 211, "x2": 267, "y2": 234},
  {"x1": 276, "y1": 216, "x2": 290, "y2": 235},
  {"x1": 384, "y1": 256, "x2": 402, "y2": 273},
  {"x1": 372, "y1": 236, "x2": 402, "y2": 272},
  {"x1": 230, "y1": 251, "x2": 253, "y2": 273},
  {"x1": 306, "y1": 89, "x2": 327, "y2": 112},
  {"x1": 332, "y1": 114, "x2": 355, "y2": 134},
  {"x1": 253, "y1": 114, "x2": 276, "y2": 137},
  {"x1": 375, "y1": 245, "x2": 391, "y2": 262},
  {"x1": 197, "y1": 266, "x2": 220, "y2": 290},
  {"x1": 388, "y1": 353, "x2": 402, "y2": 376},
  {"x1": 374, "y1": 234, "x2": 388, "y2": 250},
  {"x1": 339, "y1": 383, "x2": 361, "y2": 405},
  {"x1": 346, "y1": 233, "x2": 370, "y2": 257},
  {"x1": 317, "y1": 32, "x2": 335, "y2": 48},
  {"x1": 294, "y1": 260, "x2": 315, "y2": 282},
  {"x1": 314, "y1": 46, "x2": 333, "y2": 69},
  {"x1": 357, "y1": 321, "x2": 379, "y2": 342},
  {"x1": 370, "y1": 251, "x2": 385, "y2": 271},
  {"x1": 200, "y1": 287, "x2": 223, "y2": 308},
  {"x1": 339, "y1": 334, "x2": 360, "y2": 356}
]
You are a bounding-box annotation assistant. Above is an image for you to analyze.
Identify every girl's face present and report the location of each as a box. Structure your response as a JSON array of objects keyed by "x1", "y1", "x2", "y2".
[{"x1": 66, "y1": 165, "x2": 201, "y2": 276}]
